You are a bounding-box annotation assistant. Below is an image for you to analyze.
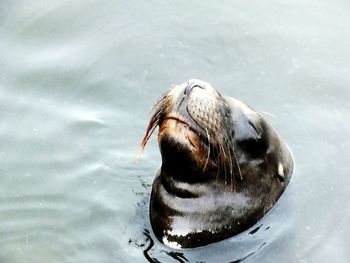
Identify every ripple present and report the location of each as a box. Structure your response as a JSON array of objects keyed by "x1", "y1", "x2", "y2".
[{"x1": 0, "y1": 193, "x2": 118, "y2": 262}]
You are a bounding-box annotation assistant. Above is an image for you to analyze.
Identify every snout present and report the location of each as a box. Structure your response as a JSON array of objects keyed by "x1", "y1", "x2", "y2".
[{"x1": 168, "y1": 80, "x2": 223, "y2": 137}]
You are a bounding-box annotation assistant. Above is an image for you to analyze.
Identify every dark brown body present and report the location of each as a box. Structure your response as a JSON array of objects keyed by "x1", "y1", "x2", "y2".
[{"x1": 140, "y1": 79, "x2": 293, "y2": 248}]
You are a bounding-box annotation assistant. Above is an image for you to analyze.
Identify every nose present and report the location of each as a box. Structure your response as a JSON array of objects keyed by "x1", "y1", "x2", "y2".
[
  {"x1": 184, "y1": 82, "x2": 204, "y2": 96},
  {"x1": 172, "y1": 79, "x2": 218, "y2": 137},
  {"x1": 176, "y1": 82, "x2": 203, "y2": 111}
]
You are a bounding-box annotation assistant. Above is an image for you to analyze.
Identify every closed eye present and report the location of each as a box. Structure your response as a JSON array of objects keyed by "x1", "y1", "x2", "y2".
[
  {"x1": 237, "y1": 129, "x2": 268, "y2": 160},
  {"x1": 248, "y1": 119, "x2": 262, "y2": 140}
]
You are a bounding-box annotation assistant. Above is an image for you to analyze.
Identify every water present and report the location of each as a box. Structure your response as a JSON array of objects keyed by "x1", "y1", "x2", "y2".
[{"x1": 1, "y1": 0, "x2": 349, "y2": 262}]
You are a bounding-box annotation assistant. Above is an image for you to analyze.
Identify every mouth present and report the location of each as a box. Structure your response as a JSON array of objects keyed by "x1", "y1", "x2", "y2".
[
  {"x1": 159, "y1": 113, "x2": 201, "y2": 144},
  {"x1": 156, "y1": 112, "x2": 218, "y2": 175},
  {"x1": 158, "y1": 113, "x2": 202, "y2": 153}
]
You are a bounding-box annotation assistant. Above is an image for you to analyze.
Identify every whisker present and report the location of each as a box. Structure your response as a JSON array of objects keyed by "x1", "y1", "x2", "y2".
[
  {"x1": 138, "y1": 95, "x2": 170, "y2": 157},
  {"x1": 202, "y1": 127, "x2": 211, "y2": 172},
  {"x1": 219, "y1": 141, "x2": 228, "y2": 185},
  {"x1": 227, "y1": 143, "x2": 235, "y2": 192},
  {"x1": 213, "y1": 143, "x2": 220, "y2": 183},
  {"x1": 232, "y1": 149, "x2": 243, "y2": 181},
  {"x1": 218, "y1": 103, "x2": 234, "y2": 190},
  {"x1": 257, "y1": 111, "x2": 276, "y2": 118}
]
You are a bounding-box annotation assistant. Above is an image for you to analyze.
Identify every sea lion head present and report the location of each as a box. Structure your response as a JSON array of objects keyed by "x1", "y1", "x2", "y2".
[{"x1": 140, "y1": 79, "x2": 293, "y2": 248}]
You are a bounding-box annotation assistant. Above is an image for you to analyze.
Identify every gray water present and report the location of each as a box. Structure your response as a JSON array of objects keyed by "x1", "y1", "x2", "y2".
[{"x1": 1, "y1": 1, "x2": 350, "y2": 262}]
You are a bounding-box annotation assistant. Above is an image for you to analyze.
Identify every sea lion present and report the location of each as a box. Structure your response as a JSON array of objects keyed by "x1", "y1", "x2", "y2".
[{"x1": 139, "y1": 79, "x2": 293, "y2": 248}]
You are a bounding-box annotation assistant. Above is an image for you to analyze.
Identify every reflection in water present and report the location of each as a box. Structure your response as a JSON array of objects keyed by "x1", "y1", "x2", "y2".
[
  {"x1": 228, "y1": 242, "x2": 266, "y2": 263},
  {"x1": 143, "y1": 229, "x2": 161, "y2": 263},
  {"x1": 139, "y1": 221, "x2": 267, "y2": 263}
]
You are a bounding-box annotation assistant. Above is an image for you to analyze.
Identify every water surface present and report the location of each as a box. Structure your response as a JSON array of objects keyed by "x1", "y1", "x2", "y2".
[{"x1": 1, "y1": 0, "x2": 349, "y2": 262}]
